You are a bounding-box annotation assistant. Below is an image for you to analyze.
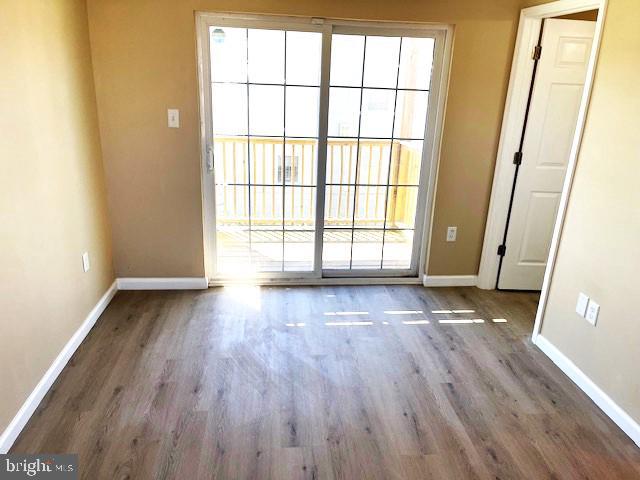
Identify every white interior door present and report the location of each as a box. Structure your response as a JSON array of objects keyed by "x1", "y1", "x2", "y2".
[{"x1": 498, "y1": 19, "x2": 595, "y2": 290}]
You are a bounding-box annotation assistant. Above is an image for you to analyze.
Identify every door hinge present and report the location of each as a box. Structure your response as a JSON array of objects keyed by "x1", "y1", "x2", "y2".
[
  {"x1": 513, "y1": 151, "x2": 523, "y2": 166},
  {"x1": 532, "y1": 45, "x2": 542, "y2": 60},
  {"x1": 497, "y1": 244, "x2": 506, "y2": 256}
]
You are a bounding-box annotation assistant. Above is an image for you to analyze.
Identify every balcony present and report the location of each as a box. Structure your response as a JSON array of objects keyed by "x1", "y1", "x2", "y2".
[{"x1": 213, "y1": 136, "x2": 422, "y2": 274}]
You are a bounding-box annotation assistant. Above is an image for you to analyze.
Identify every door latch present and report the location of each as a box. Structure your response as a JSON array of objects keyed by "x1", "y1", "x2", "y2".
[{"x1": 206, "y1": 145, "x2": 214, "y2": 172}]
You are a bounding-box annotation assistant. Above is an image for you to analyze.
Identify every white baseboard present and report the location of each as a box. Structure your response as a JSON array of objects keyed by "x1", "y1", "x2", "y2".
[
  {"x1": 422, "y1": 275, "x2": 478, "y2": 287},
  {"x1": 116, "y1": 277, "x2": 208, "y2": 290},
  {"x1": 0, "y1": 280, "x2": 118, "y2": 453},
  {"x1": 535, "y1": 335, "x2": 640, "y2": 448},
  {"x1": 1, "y1": 276, "x2": 208, "y2": 452}
]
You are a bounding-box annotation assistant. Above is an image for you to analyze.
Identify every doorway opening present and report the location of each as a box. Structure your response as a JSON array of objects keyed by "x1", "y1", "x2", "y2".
[
  {"x1": 480, "y1": 2, "x2": 603, "y2": 291},
  {"x1": 477, "y1": 0, "x2": 606, "y2": 338},
  {"x1": 196, "y1": 14, "x2": 452, "y2": 283},
  {"x1": 497, "y1": 13, "x2": 597, "y2": 290}
]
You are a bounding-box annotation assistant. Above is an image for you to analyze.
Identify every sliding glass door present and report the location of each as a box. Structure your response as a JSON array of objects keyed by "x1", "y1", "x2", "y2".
[
  {"x1": 208, "y1": 25, "x2": 322, "y2": 275},
  {"x1": 197, "y1": 15, "x2": 445, "y2": 280},
  {"x1": 323, "y1": 32, "x2": 434, "y2": 274}
]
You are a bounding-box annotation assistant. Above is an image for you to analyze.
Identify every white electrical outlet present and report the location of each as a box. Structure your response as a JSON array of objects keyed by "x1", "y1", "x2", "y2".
[
  {"x1": 446, "y1": 226, "x2": 457, "y2": 242},
  {"x1": 585, "y1": 299, "x2": 600, "y2": 325},
  {"x1": 82, "y1": 252, "x2": 91, "y2": 273},
  {"x1": 576, "y1": 292, "x2": 589, "y2": 317},
  {"x1": 167, "y1": 108, "x2": 180, "y2": 128}
]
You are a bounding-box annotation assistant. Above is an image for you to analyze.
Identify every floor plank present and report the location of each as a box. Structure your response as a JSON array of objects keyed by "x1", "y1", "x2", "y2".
[{"x1": 11, "y1": 286, "x2": 640, "y2": 479}]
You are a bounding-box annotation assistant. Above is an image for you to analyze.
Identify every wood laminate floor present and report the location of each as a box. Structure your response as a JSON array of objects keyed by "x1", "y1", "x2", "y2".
[{"x1": 11, "y1": 286, "x2": 640, "y2": 479}]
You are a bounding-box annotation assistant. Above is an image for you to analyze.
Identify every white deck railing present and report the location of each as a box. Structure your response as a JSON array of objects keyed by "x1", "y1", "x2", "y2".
[{"x1": 213, "y1": 137, "x2": 420, "y2": 229}]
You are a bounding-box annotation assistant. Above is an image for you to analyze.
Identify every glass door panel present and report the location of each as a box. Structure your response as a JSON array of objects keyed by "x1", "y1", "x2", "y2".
[
  {"x1": 322, "y1": 32, "x2": 435, "y2": 274},
  {"x1": 203, "y1": 18, "x2": 439, "y2": 280},
  {"x1": 210, "y1": 26, "x2": 321, "y2": 276}
]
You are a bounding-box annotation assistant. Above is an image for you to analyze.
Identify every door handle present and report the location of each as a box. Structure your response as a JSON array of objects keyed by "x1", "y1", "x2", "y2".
[{"x1": 206, "y1": 145, "x2": 214, "y2": 172}]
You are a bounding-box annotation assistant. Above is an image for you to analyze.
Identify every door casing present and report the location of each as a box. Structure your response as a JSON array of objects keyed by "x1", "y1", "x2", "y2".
[
  {"x1": 195, "y1": 13, "x2": 453, "y2": 284},
  {"x1": 474, "y1": 0, "x2": 607, "y2": 342}
]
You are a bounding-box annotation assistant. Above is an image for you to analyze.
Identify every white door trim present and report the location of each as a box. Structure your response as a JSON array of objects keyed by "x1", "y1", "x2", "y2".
[
  {"x1": 476, "y1": 0, "x2": 607, "y2": 341},
  {"x1": 195, "y1": 12, "x2": 453, "y2": 283}
]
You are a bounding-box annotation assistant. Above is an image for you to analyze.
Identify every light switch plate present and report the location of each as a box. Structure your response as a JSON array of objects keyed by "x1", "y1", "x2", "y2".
[
  {"x1": 576, "y1": 292, "x2": 589, "y2": 317},
  {"x1": 585, "y1": 300, "x2": 600, "y2": 326},
  {"x1": 82, "y1": 252, "x2": 91, "y2": 273},
  {"x1": 446, "y1": 226, "x2": 457, "y2": 242},
  {"x1": 168, "y1": 108, "x2": 180, "y2": 128}
]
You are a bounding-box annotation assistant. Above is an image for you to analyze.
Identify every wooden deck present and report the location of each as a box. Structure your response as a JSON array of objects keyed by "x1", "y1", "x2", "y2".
[{"x1": 216, "y1": 228, "x2": 414, "y2": 272}]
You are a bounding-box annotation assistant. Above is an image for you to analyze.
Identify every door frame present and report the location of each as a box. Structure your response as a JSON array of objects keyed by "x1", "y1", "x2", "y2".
[
  {"x1": 476, "y1": 0, "x2": 607, "y2": 339},
  {"x1": 195, "y1": 12, "x2": 453, "y2": 284}
]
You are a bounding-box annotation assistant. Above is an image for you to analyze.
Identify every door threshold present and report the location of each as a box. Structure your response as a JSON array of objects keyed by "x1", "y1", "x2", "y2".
[{"x1": 208, "y1": 277, "x2": 422, "y2": 287}]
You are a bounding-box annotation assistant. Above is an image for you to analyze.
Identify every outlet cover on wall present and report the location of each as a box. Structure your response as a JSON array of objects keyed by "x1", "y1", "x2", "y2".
[
  {"x1": 585, "y1": 299, "x2": 600, "y2": 326},
  {"x1": 82, "y1": 252, "x2": 91, "y2": 272},
  {"x1": 446, "y1": 226, "x2": 457, "y2": 242},
  {"x1": 576, "y1": 292, "x2": 589, "y2": 317}
]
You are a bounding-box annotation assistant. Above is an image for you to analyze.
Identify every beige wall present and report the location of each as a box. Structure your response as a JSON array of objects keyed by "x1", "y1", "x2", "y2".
[
  {"x1": 86, "y1": 0, "x2": 527, "y2": 277},
  {"x1": 3, "y1": 0, "x2": 636, "y2": 447},
  {"x1": 0, "y1": 0, "x2": 114, "y2": 433},
  {"x1": 538, "y1": 0, "x2": 640, "y2": 423},
  {"x1": 555, "y1": 9, "x2": 598, "y2": 21}
]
